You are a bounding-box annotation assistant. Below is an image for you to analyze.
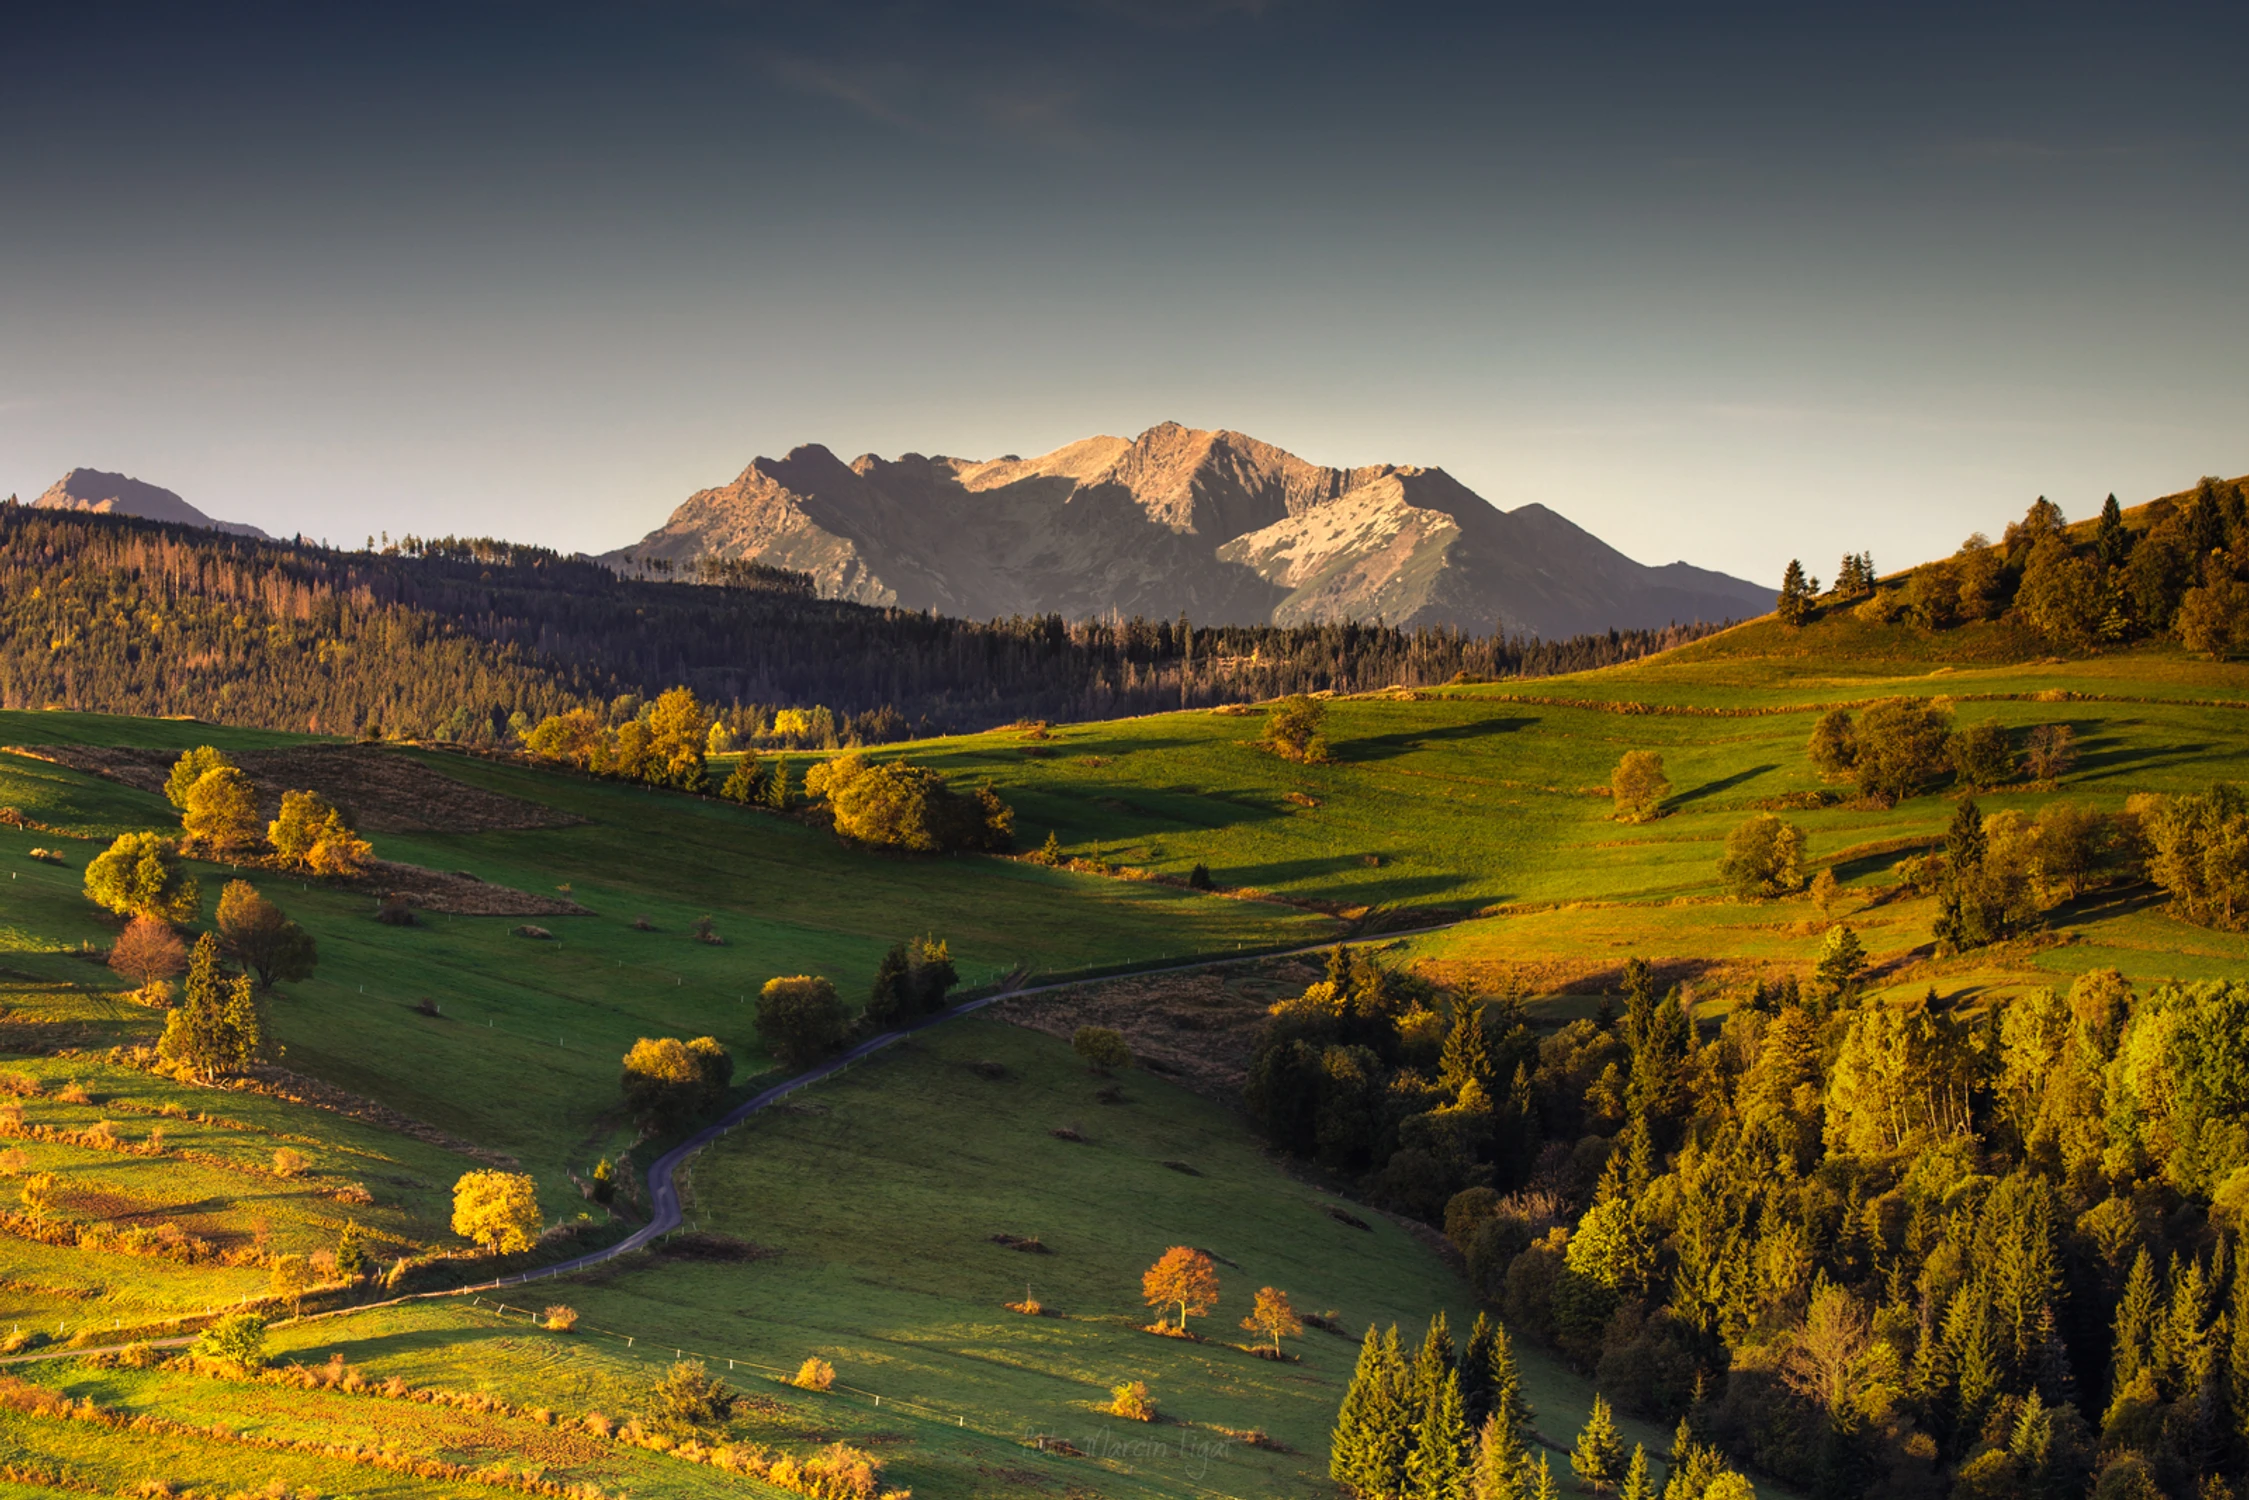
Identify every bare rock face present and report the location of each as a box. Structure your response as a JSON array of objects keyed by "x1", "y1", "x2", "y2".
[
  {"x1": 35, "y1": 469, "x2": 270, "y2": 539},
  {"x1": 611, "y1": 423, "x2": 1771, "y2": 637}
]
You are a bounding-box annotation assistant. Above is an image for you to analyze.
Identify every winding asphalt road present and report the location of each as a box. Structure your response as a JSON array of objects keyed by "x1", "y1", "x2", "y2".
[{"x1": 491, "y1": 923, "x2": 1461, "y2": 1290}]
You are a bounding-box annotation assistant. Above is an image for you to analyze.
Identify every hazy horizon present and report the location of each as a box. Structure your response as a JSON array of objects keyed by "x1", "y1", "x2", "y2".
[{"x1": 6, "y1": 1, "x2": 2245, "y2": 584}]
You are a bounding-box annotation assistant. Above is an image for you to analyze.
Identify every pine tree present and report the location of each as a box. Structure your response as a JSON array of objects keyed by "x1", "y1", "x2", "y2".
[
  {"x1": 1572, "y1": 1395, "x2": 1626, "y2": 1494},
  {"x1": 2112, "y1": 1248, "x2": 2161, "y2": 1401},
  {"x1": 1777, "y1": 559, "x2": 1819, "y2": 626},
  {"x1": 1619, "y1": 1443, "x2": 1654, "y2": 1500},
  {"x1": 1407, "y1": 1369, "x2": 1472, "y2": 1500},
  {"x1": 1459, "y1": 1312, "x2": 1497, "y2": 1425}
]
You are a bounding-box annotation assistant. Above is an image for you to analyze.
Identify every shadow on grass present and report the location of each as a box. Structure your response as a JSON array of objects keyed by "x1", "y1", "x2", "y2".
[
  {"x1": 1663, "y1": 764, "x2": 1778, "y2": 810},
  {"x1": 1335, "y1": 716, "x2": 1534, "y2": 762},
  {"x1": 1213, "y1": 857, "x2": 1464, "y2": 905}
]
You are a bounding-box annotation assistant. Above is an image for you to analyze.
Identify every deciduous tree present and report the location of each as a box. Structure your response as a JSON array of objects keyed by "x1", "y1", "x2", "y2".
[
  {"x1": 1262, "y1": 694, "x2": 1330, "y2": 763},
  {"x1": 107, "y1": 914, "x2": 187, "y2": 992},
  {"x1": 1610, "y1": 751, "x2": 1670, "y2": 823},
  {"x1": 1718, "y1": 814, "x2": 1809, "y2": 900},
  {"x1": 1141, "y1": 1245, "x2": 1219, "y2": 1333},
  {"x1": 216, "y1": 880, "x2": 316, "y2": 989},
  {"x1": 1242, "y1": 1285, "x2": 1304, "y2": 1355},
  {"x1": 84, "y1": 832, "x2": 199, "y2": 924},
  {"x1": 163, "y1": 746, "x2": 234, "y2": 809},
  {"x1": 451, "y1": 1169, "x2": 542, "y2": 1253},
  {"x1": 268, "y1": 790, "x2": 371, "y2": 876},
  {"x1": 754, "y1": 975, "x2": 847, "y2": 1067},
  {"x1": 181, "y1": 765, "x2": 263, "y2": 854}
]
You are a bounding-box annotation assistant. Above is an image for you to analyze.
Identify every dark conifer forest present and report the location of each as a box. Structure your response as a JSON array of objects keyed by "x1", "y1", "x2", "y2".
[{"x1": 0, "y1": 506, "x2": 1725, "y2": 740}]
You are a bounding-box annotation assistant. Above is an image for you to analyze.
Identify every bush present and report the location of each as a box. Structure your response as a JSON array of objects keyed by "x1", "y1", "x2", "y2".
[
  {"x1": 806, "y1": 752, "x2": 1013, "y2": 853},
  {"x1": 1260, "y1": 694, "x2": 1329, "y2": 763},
  {"x1": 544, "y1": 1305, "x2": 579, "y2": 1331},
  {"x1": 620, "y1": 1036, "x2": 733, "y2": 1127},
  {"x1": 755, "y1": 976, "x2": 848, "y2": 1068},
  {"x1": 375, "y1": 894, "x2": 419, "y2": 926},
  {"x1": 1718, "y1": 814, "x2": 1809, "y2": 900},
  {"x1": 451, "y1": 1169, "x2": 542, "y2": 1253},
  {"x1": 84, "y1": 833, "x2": 199, "y2": 924},
  {"x1": 650, "y1": 1358, "x2": 740, "y2": 1435},
  {"x1": 791, "y1": 1356, "x2": 836, "y2": 1392},
  {"x1": 1072, "y1": 1025, "x2": 1133, "y2": 1075},
  {"x1": 1107, "y1": 1380, "x2": 1158, "y2": 1421},
  {"x1": 195, "y1": 1311, "x2": 268, "y2": 1373},
  {"x1": 272, "y1": 1147, "x2": 310, "y2": 1178},
  {"x1": 1187, "y1": 861, "x2": 1214, "y2": 890}
]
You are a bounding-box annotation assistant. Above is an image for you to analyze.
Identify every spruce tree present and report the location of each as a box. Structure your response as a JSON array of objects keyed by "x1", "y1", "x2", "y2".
[
  {"x1": 1572, "y1": 1395, "x2": 1626, "y2": 1494},
  {"x1": 1414, "y1": 1312, "x2": 1456, "y2": 1408},
  {"x1": 1488, "y1": 1317, "x2": 1535, "y2": 1437},
  {"x1": 1439, "y1": 1004, "x2": 1494, "y2": 1100},
  {"x1": 1472, "y1": 1411, "x2": 1527, "y2": 1500},
  {"x1": 1406, "y1": 1369, "x2": 1471, "y2": 1500},
  {"x1": 1459, "y1": 1311, "x2": 1497, "y2": 1425},
  {"x1": 156, "y1": 932, "x2": 262, "y2": 1079},
  {"x1": 1619, "y1": 1443, "x2": 1654, "y2": 1500},
  {"x1": 1530, "y1": 1452, "x2": 1559, "y2": 1500},
  {"x1": 2230, "y1": 1261, "x2": 2249, "y2": 1453},
  {"x1": 335, "y1": 1220, "x2": 367, "y2": 1280},
  {"x1": 1777, "y1": 559, "x2": 1818, "y2": 626},
  {"x1": 2112, "y1": 1248, "x2": 2160, "y2": 1400},
  {"x1": 1354, "y1": 1325, "x2": 1413, "y2": 1500}
]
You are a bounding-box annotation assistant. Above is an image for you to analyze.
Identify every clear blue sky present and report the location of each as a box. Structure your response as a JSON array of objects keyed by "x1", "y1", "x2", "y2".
[{"x1": 4, "y1": 2, "x2": 2244, "y2": 586}]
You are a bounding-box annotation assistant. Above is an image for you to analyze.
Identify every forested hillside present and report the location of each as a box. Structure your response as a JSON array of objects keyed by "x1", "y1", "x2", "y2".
[{"x1": 0, "y1": 504, "x2": 1724, "y2": 740}]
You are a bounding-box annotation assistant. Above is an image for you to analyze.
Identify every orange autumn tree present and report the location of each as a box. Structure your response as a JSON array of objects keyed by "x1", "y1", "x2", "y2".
[
  {"x1": 1141, "y1": 1246, "x2": 1219, "y2": 1334},
  {"x1": 1241, "y1": 1285, "x2": 1303, "y2": 1355}
]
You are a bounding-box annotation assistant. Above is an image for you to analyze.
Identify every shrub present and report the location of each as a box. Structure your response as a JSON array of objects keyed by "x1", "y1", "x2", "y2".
[
  {"x1": 1260, "y1": 694, "x2": 1328, "y2": 763},
  {"x1": 272, "y1": 1147, "x2": 310, "y2": 1179},
  {"x1": 755, "y1": 976, "x2": 848, "y2": 1068},
  {"x1": 544, "y1": 1305, "x2": 579, "y2": 1331},
  {"x1": 792, "y1": 1356, "x2": 836, "y2": 1391},
  {"x1": 1072, "y1": 1025, "x2": 1133, "y2": 1075},
  {"x1": 650, "y1": 1358, "x2": 740, "y2": 1435},
  {"x1": 375, "y1": 894, "x2": 418, "y2": 926},
  {"x1": 1718, "y1": 814, "x2": 1809, "y2": 901},
  {"x1": 84, "y1": 833, "x2": 199, "y2": 924},
  {"x1": 1187, "y1": 861, "x2": 1214, "y2": 890},
  {"x1": 1107, "y1": 1380, "x2": 1157, "y2": 1421},
  {"x1": 108, "y1": 915, "x2": 188, "y2": 992},
  {"x1": 620, "y1": 1036, "x2": 733, "y2": 1127},
  {"x1": 451, "y1": 1170, "x2": 542, "y2": 1253},
  {"x1": 1609, "y1": 750, "x2": 1670, "y2": 822},
  {"x1": 195, "y1": 1311, "x2": 267, "y2": 1373}
]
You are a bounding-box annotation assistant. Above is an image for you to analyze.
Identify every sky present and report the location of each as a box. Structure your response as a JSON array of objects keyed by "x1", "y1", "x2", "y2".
[{"x1": 4, "y1": 1, "x2": 2246, "y2": 588}]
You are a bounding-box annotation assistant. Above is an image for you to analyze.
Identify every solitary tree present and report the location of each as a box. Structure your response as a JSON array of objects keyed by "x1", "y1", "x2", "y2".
[
  {"x1": 620, "y1": 1035, "x2": 732, "y2": 1127},
  {"x1": 269, "y1": 1253, "x2": 311, "y2": 1316},
  {"x1": 2024, "y1": 723, "x2": 2077, "y2": 786},
  {"x1": 1141, "y1": 1246, "x2": 1220, "y2": 1334},
  {"x1": 216, "y1": 880, "x2": 317, "y2": 989},
  {"x1": 1241, "y1": 1285, "x2": 1304, "y2": 1355},
  {"x1": 108, "y1": 914, "x2": 188, "y2": 993},
  {"x1": 1947, "y1": 720, "x2": 2016, "y2": 791},
  {"x1": 1261, "y1": 694, "x2": 1330, "y2": 763},
  {"x1": 335, "y1": 1221, "x2": 368, "y2": 1281},
  {"x1": 84, "y1": 832, "x2": 200, "y2": 925},
  {"x1": 754, "y1": 976, "x2": 848, "y2": 1068},
  {"x1": 1571, "y1": 1394, "x2": 1626, "y2": 1494},
  {"x1": 451, "y1": 1170, "x2": 542, "y2": 1253},
  {"x1": 1609, "y1": 751, "x2": 1670, "y2": 823},
  {"x1": 194, "y1": 1311, "x2": 268, "y2": 1374},
  {"x1": 180, "y1": 764, "x2": 264, "y2": 855}
]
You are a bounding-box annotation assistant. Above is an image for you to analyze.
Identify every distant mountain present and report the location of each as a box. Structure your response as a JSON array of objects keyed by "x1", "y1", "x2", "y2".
[
  {"x1": 610, "y1": 422, "x2": 1771, "y2": 637},
  {"x1": 34, "y1": 469, "x2": 270, "y2": 539}
]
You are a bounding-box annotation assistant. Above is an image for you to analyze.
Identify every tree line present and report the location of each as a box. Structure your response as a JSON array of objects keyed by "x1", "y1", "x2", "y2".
[{"x1": 0, "y1": 504, "x2": 1731, "y2": 741}]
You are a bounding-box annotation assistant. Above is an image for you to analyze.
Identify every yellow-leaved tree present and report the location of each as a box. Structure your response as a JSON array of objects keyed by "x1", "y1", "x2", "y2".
[{"x1": 451, "y1": 1170, "x2": 542, "y2": 1254}]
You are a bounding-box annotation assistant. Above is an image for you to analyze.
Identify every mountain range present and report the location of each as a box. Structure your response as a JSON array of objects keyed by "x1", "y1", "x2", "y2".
[
  {"x1": 33, "y1": 469, "x2": 269, "y2": 539},
  {"x1": 609, "y1": 422, "x2": 1771, "y2": 638}
]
